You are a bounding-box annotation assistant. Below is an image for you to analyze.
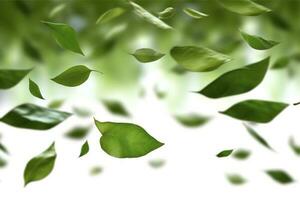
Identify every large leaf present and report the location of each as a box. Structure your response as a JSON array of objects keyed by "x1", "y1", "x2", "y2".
[
  {"x1": 217, "y1": 0, "x2": 271, "y2": 16},
  {"x1": 183, "y1": 8, "x2": 208, "y2": 19},
  {"x1": 96, "y1": 7, "x2": 125, "y2": 24},
  {"x1": 94, "y1": 119, "x2": 164, "y2": 158},
  {"x1": 0, "y1": 103, "x2": 71, "y2": 130},
  {"x1": 244, "y1": 124, "x2": 273, "y2": 150},
  {"x1": 220, "y1": 100, "x2": 288, "y2": 123},
  {"x1": 42, "y1": 21, "x2": 84, "y2": 55},
  {"x1": 29, "y1": 79, "x2": 45, "y2": 100},
  {"x1": 240, "y1": 31, "x2": 279, "y2": 50},
  {"x1": 198, "y1": 57, "x2": 269, "y2": 98},
  {"x1": 265, "y1": 170, "x2": 294, "y2": 184},
  {"x1": 131, "y1": 48, "x2": 165, "y2": 63},
  {"x1": 0, "y1": 68, "x2": 32, "y2": 89},
  {"x1": 24, "y1": 142, "x2": 56, "y2": 186},
  {"x1": 170, "y1": 46, "x2": 231, "y2": 72}
]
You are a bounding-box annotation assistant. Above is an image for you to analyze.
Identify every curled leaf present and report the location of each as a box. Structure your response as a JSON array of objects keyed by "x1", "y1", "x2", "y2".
[{"x1": 131, "y1": 48, "x2": 165, "y2": 63}]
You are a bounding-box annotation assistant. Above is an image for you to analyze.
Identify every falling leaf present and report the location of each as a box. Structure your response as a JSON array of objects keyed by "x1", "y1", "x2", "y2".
[
  {"x1": 22, "y1": 39, "x2": 42, "y2": 61},
  {"x1": 0, "y1": 68, "x2": 32, "y2": 89},
  {"x1": 90, "y1": 166, "x2": 103, "y2": 176},
  {"x1": 0, "y1": 142, "x2": 9, "y2": 155},
  {"x1": 240, "y1": 31, "x2": 279, "y2": 50},
  {"x1": 65, "y1": 126, "x2": 90, "y2": 139},
  {"x1": 232, "y1": 149, "x2": 250, "y2": 160},
  {"x1": 244, "y1": 124, "x2": 273, "y2": 150},
  {"x1": 29, "y1": 79, "x2": 45, "y2": 100},
  {"x1": 131, "y1": 48, "x2": 165, "y2": 63},
  {"x1": 149, "y1": 159, "x2": 165, "y2": 168},
  {"x1": 0, "y1": 156, "x2": 7, "y2": 168},
  {"x1": 265, "y1": 170, "x2": 294, "y2": 184},
  {"x1": 49, "y1": 3, "x2": 66, "y2": 18},
  {"x1": 183, "y1": 8, "x2": 208, "y2": 19},
  {"x1": 102, "y1": 100, "x2": 130, "y2": 117},
  {"x1": 94, "y1": 119, "x2": 164, "y2": 158},
  {"x1": 216, "y1": 149, "x2": 233, "y2": 157},
  {"x1": 271, "y1": 56, "x2": 290, "y2": 70},
  {"x1": 96, "y1": 7, "x2": 125, "y2": 24},
  {"x1": 226, "y1": 174, "x2": 246, "y2": 185},
  {"x1": 48, "y1": 99, "x2": 64, "y2": 109},
  {"x1": 158, "y1": 7, "x2": 175, "y2": 19},
  {"x1": 175, "y1": 114, "x2": 210, "y2": 127},
  {"x1": 79, "y1": 141, "x2": 89, "y2": 157},
  {"x1": 289, "y1": 136, "x2": 300, "y2": 155},
  {"x1": 72, "y1": 107, "x2": 92, "y2": 118}
]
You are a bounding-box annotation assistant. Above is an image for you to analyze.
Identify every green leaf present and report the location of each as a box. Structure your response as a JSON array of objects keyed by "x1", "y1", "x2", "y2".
[
  {"x1": 244, "y1": 124, "x2": 273, "y2": 150},
  {"x1": 94, "y1": 119, "x2": 164, "y2": 158},
  {"x1": 226, "y1": 174, "x2": 246, "y2": 185},
  {"x1": 158, "y1": 7, "x2": 175, "y2": 19},
  {"x1": 49, "y1": 3, "x2": 66, "y2": 18},
  {"x1": 24, "y1": 142, "x2": 56, "y2": 186},
  {"x1": 42, "y1": 21, "x2": 84, "y2": 55},
  {"x1": 72, "y1": 107, "x2": 92, "y2": 118},
  {"x1": 198, "y1": 57, "x2": 269, "y2": 98},
  {"x1": 96, "y1": 7, "x2": 125, "y2": 24},
  {"x1": 170, "y1": 46, "x2": 231, "y2": 72},
  {"x1": 0, "y1": 142, "x2": 9, "y2": 155},
  {"x1": 0, "y1": 68, "x2": 32, "y2": 89},
  {"x1": 271, "y1": 56, "x2": 290, "y2": 70},
  {"x1": 65, "y1": 126, "x2": 90, "y2": 139},
  {"x1": 266, "y1": 170, "x2": 294, "y2": 184},
  {"x1": 0, "y1": 156, "x2": 7, "y2": 168},
  {"x1": 154, "y1": 85, "x2": 167, "y2": 99},
  {"x1": 149, "y1": 159, "x2": 165, "y2": 168},
  {"x1": 29, "y1": 79, "x2": 45, "y2": 100},
  {"x1": 48, "y1": 99, "x2": 64, "y2": 109},
  {"x1": 79, "y1": 141, "x2": 89, "y2": 157},
  {"x1": 289, "y1": 136, "x2": 300, "y2": 155},
  {"x1": 51, "y1": 65, "x2": 99, "y2": 87},
  {"x1": 220, "y1": 100, "x2": 288, "y2": 123},
  {"x1": 102, "y1": 100, "x2": 130, "y2": 117},
  {"x1": 129, "y1": 1, "x2": 172, "y2": 30},
  {"x1": 90, "y1": 166, "x2": 103, "y2": 176},
  {"x1": 0, "y1": 103, "x2": 71, "y2": 130},
  {"x1": 22, "y1": 39, "x2": 42, "y2": 61},
  {"x1": 131, "y1": 48, "x2": 165, "y2": 63},
  {"x1": 217, "y1": 0, "x2": 271, "y2": 16},
  {"x1": 232, "y1": 149, "x2": 250, "y2": 160},
  {"x1": 216, "y1": 149, "x2": 233, "y2": 157},
  {"x1": 175, "y1": 114, "x2": 210, "y2": 127},
  {"x1": 240, "y1": 31, "x2": 279, "y2": 50},
  {"x1": 183, "y1": 8, "x2": 208, "y2": 19}
]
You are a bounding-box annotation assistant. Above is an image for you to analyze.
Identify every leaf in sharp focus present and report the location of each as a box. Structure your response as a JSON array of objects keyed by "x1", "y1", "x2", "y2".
[
  {"x1": 131, "y1": 48, "x2": 165, "y2": 63},
  {"x1": 170, "y1": 46, "x2": 231, "y2": 72},
  {"x1": 41, "y1": 21, "x2": 84, "y2": 55},
  {"x1": 102, "y1": 100, "x2": 130, "y2": 117},
  {"x1": 0, "y1": 68, "x2": 32, "y2": 89},
  {"x1": 232, "y1": 149, "x2": 250, "y2": 160},
  {"x1": 220, "y1": 100, "x2": 288, "y2": 123},
  {"x1": 96, "y1": 7, "x2": 125, "y2": 24},
  {"x1": 94, "y1": 119, "x2": 164, "y2": 158},
  {"x1": 48, "y1": 99, "x2": 64, "y2": 109},
  {"x1": 0, "y1": 142, "x2": 9, "y2": 155},
  {"x1": 72, "y1": 107, "x2": 93, "y2": 118},
  {"x1": 216, "y1": 149, "x2": 234, "y2": 158},
  {"x1": 29, "y1": 79, "x2": 45, "y2": 100},
  {"x1": 198, "y1": 57, "x2": 269, "y2": 98},
  {"x1": 240, "y1": 31, "x2": 279, "y2": 50},
  {"x1": 22, "y1": 39, "x2": 42, "y2": 61},
  {"x1": 65, "y1": 126, "x2": 90, "y2": 139},
  {"x1": 244, "y1": 124, "x2": 273, "y2": 150},
  {"x1": 90, "y1": 166, "x2": 103, "y2": 176},
  {"x1": 23, "y1": 142, "x2": 56, "y2": 186},
  {"x1": 79, "y1": 141, "x2": 89, "y2": 157},
  {"x1": 158, "y1": 7, "x2": 175, "y2": 19},
  {"x1": 226, "y1": 174, "x2": 246, "y2": 185},
  {"x1": 0, "y1": 103, "x2": 71, "y2": 130},
  {"x1": 183, "y1": 8, "x2": 208, "y2": 19},
  {"x1": 51, "y1": 65, "x2": 95, "y2": 87},
  {"x1": 266, "y1": 170, "x2": 294, "y2": 184},
  {"x1": 149, "y1": 159, "x2": 166, "y2": 168},
  {"x1": 175, "y1": 114, "x2": 210, "y2": 127},
  {"x1": 217, "y1": 0, "x2": 271, "y2": 16},
  {"x1": 289, "y1": 136, "x2": 300, "y2": 155},
  {"x1": 129, "y1": 1, "x2": 172, "y2": 30}
]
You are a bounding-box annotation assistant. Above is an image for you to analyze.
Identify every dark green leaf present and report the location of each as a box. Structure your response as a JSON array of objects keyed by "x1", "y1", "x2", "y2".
[
  {"x1": 29, "y1": 79, "x2": 45, "y2": 100},
  {"x1": 271, "y1": 56, "x2": 290, "y2": 70},
  {"x1": 289, "y1": 136, "x2": 300, "y2": 155},
  {"x1": 158, "y1": 7, "x2": 175, "y2": 19},
  {"x1": 183, "y1": 8, "x2": 208, "y2": 19},
  {"x1": 131, "y1": 48, "x2": 165, "y2": 63},
  {"x1": 240, "y1": 31, "x2": 279, "y2": 50},
  {"x1": 216, "y1": 149, "x2": 233, "y2": 157},
  {"x1": 102, "y1": 100, "x2": 130, "y2": 117},
  {"x1": 233, "y1": 149, "x2": 250, "y2": 160},
  {"x1": 79, "y1": 141, "x2": 89, "y2": 157},
  {"x1": 149, "y1": 159, "x2": 165, "y2": 168},
  {"x1": 65, "y1": 126, "x2": 90, "y2": 139},
  {"x1": 22, "y1": 39, "x2": 42, "y2": 61},
  {"x1": 94, "y1": 119, "x2": 164, "y2": 158},
  {"x1": 48, "y1": 99, "x2": 64, "y2": 109},
  {"x1": 0, "y1": 142, "x2": 9, "y2": 155},
  {"x1": 0, "y1": 156, "x2": 7, "y2": 168},
  {"x1": 0, "y1": 68, "x2": 32, "y2": 89},
  {"x1": 244, "y1": 124, "x2": 273, "y2": 150},
  {"x1": 226, "y1": 174, "x2": 246, "y2": 185},
  {"x1": 175, "y1": 114, "x2": 210, "y2": 127},
  {"x1": 96, "y1": 7, "x2": 125, "y2": 24},
  {"x1": 266, "y1": 170, "x2": 294, "y2": 184}
]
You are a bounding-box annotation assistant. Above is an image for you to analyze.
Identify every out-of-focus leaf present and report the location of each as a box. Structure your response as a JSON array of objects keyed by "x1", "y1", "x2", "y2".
[
  {"x1": 226, "y1": 174, "x2": 246, "y2": 185},
  {"x1": 0, "y1": 68, "x2": 32, "y2": 89},
  {"x1": 73, "y1": 107, "x2": 92, "y2": 118},
  {"x1": 90, "y1": 166, "x2": 103, "y2": 176},
  {"x1": 42, "y1": 21, "x2": 84, "y2": 55},
  {"x1": 183, "y1": 8, "x2": 208, "y2": 19},
  {"x1": 216, "y1": 149, "x2": 233, "y2": 157},
  {"x1": 266, "y1": 170, "x2": 294, "y2": 184},
  {"x1": 29, "y1": 79, "x2": 45, "y2": 100},
  {"x1": 48, "y1": 99, "x2": 64, "y2": 109},
  {"x1": 267, "y1": 13, "x2": 292, "y2": 31},
  {"x1": 233, "y1": 149, "x2": 250, "y2": 160},
  {"x1": 24, "y1": 142, "x2": 56, "y2": 186},
  {"x1": 158, "y1": 7, "x2": 175, "y2": 19},
  {"x1": 220, "y1": 100, "x2": 288, "y2": 123},
  {"x1": 175, "y1": 114, "x2": 210, "y2": 127},
  {"x1": 0, "y1": 156, "x2": 7, "y2": 168},
  {"x1": 0, "y1": 142, "x2": 9, "y2": 155},
  {"x1": 240, "y1": 31, "x2": 279, "y2": 50},
  {"x1": 94, "y1": 119, "x2": 164, "y2": 158},
  {"x1": 96, "y1": 7, "x2": 125, "y2": 24},
  {"x1": 102, "y1": 100, "x2": 130, "y2": 117},
  {"x1": 14, "y1": 0, "x2": 31, "y2": 16},
  {"x1": 171, "y1": 65, "x2": 188, "y2": 75},
  {"x1": 244, "y1": 124, "x2": 273, "y2": 150},
  {"x1": 22, "y1": 39, "x2": 42, "y2": 61},
  {"x1": 271, "y1": 56, "x2": 290, "y2": 70},
  {"x1": 49, "y1": 4, "x2": 66, "y2": 18},
  {"x1": 154, "y1": 85, "x2": 167, "y2": 99},
  {"x1": 198, "y1": 57, "x2": 269, "y2": 98},
  {"x1": 65, "y1": 126, "x2": 90, "y2": 139},
  {"x1": 170, "y1": 46, "x2": 231, "y2": 72},
  {"x1": 131, "y1": 48, "x2": 165, "y2": 63},
  {"x1": 79, "y1": 141, "x2": 89, "y2": 157},
  {"x1": 0, "y1": 103, "x2": 71, "y2": 130},
  {"x1": 289, "y1": 136, "x2": 300, "y2": 155},
  {"x1": 149, "y1": 159, "x2": 165, "y2": 168}
]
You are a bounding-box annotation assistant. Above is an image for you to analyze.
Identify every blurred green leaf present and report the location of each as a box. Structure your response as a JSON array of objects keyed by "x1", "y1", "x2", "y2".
[
  {"x1": 73, "y1": 107, "x2": 93, "y2": 118},
  {"x1": 65, "y1": 126, "x2": 90, "y2": 139},
  {"x1": 232, "y1": 149, "x2": 250, "y2": 160},
  {"x1": 175, "y1": 114, "x2": 210, "y2": 127},
  {"x1": 244, "y1": 124, "x2": 273, "y2": 150},
  {"x1": 289, "y1": 136, "x2": 300, "y2": 155},
  {"x1": 102, "y1": 100, "x2": 130, "y2": 117},
  {"x1": 0, "y1": 68, "x2": 32, "y2": 89},
  {"x1": 96, "y1": 7, "x2": 125, "y2": 24},
  {"x1": 48, "y1": 99, "x2": 64, "y2": 109},
  {"x1": 216, "y1": 149, "x2": 233, "y2": 157},
  {"x1": 240, "y1": 31, "x2": 279, "y2": 50},
  {"x1": 266, "y1": 170, "x2": 294, "y2": 184},
  {"x1": 226, "y1": 174, "x2": 246, "y2": 185},
  {"x1": 158, "y1": 7, "x2": 175, "y2": 19},
  {"x1": 149, "y1": 159, "x2": 165, "y2": 168},
  {"x1": 131, "y1": 48, "x2": 165, "y2": 63},
  {"x1": 183, "y1": 8, "x2": 208, "y2": 19},
  {"x1": 90, "y1": 166, "x2": 103, "y2": 176}
]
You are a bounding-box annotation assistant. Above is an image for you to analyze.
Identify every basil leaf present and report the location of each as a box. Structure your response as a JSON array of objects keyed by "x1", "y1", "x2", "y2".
[
  {"x1": 29, "y1": 79, "x2": 45, "y2": 100},
  {"x1": 240, "y1": 31, "x2": 279, "y2": 50},
  {"x1": 198, "y1": 57, "x2": 269, "y2": 98},
  {"x1": 65, "y1": 126, "x2": 90, "y2": 139},
  {"x1": 0, "y1": 68, "x2": 32, "y2": 89},
  {"x1": 244, "y1": 124, "x2": 273, "y2": 150},
  {"x1": 217, "y1": 0, "x2": 271, "y2": 16},
  {"x1": 96, "y1": 7, "x2": 125, "y2": 24},
  {"x1": 220, "y1": 100, "x2": 288, "y2": 123},
  {"x1": 149, "y1": 159, "x2": 165, "y2": 168},
  {"x1": 266, "y1": 170, "x2": 294, "y2": 184},
  {"x1": 183, "y1": 8, "x2": 208, "y2": 19},
  {"x1": 129, "y1": 1, "x2": 172, "y2": 30},
  {"x1": 94, "y1": 119, "x2": 164, "y2": 158},
  {"x1": 289, "y1": 136, "x2": 300, "y2": 155},
  {"x1": 158, "y1": 7, "x2": 175, "y2": 19},
  {"x1": 102, "y1": 100, "x2": 130, "y2": 117},
  {"x1": 24, "y1": 142, "x2": 56, "y2": 186},
  {"x1": 42, "y1": 21, "x2": 84, "y2": 55},
  {"x1": 79, "y1": 141, "x2": 89, "y2": 157},
  {"x1": 233, "y1": 149, "x2": 250, "y2": 160},
  {"x1": 0, "y1": 103, "x2": 71, "y2": 130},
  {"x1": 226, "y1": 174, "x2": 246, "y2": 185},
  {"x1": 90, "y1": 166, "x2": 103, "y2": 176},
  {"x1": 175, "y1": 114, "x2": 210, "y2": 127},
  {"x1": 170, "y1": 46, "x2": 231, "y2": 72},
  {"x1": 216, "y1": 149, "x2": 233, "y2": 157},
  {"x1": 48, "y1": 99, "x2": 64, "y2": 109},
  {"x1": 131, "y1": 48, "x2": 165, "y2": 63}
]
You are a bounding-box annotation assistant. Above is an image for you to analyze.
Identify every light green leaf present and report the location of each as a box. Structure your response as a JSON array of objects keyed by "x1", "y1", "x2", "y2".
[
  {"x1": 90, "y1": 166, "x2": 103, "y2": 176},
  {"x1": 244, "y1": 124, "x2": 273, "y2": 150},
  {"x1": 170, "y1": 46, "x2": 231, "y2": 72},
  {"x1": 220, "y1": 100, "x2": 288, "y2": 123},
  {"x1": 226, "y1": 174, "x2": 246, "y2": 185},
  {"x1": 131, "y1": 48, "x2": 165, "y2": 63},
  {"x1": 240, "y1": 31, "x2": 279, "y2": 50},
  {"x1": 0, "y1": 156, "x2": 7, "y2": 168},
  {"x1": 72, "y1": 107, "x2": 93, "y2": 118},
  {"x1": 0, "y1": 68, "x2": 32, "y2": 89},
  {"x1": 289, "y1": 136, "x2": 300, "y2": 155},
  {"x1": 158, "y1": 7, "x2": 175, "y2": 19},
  {"x1": 65, "y1": 126, "x2": 90, "y2": 139},
  {"x1": 0, "y1": 103, "x2": 71, "y2": 130},
  {"x1": 198, "y1": 57, "x2": 269, "y2": 98},
  {"x1": 79, "y1": 141, "x2": 89, "y2": 157},
  {"x1": 183, "y1": 8, "x2": 208, "y2": 19},
  {"x1": 22, "y1": 39, "x2": 42, "y2": 61},
  {"x1": 24, "y1": 142, "x2": 56, "y2": 186},
  {"x1": 49, "y1": 4, "x2": 66, "y2": 18},
  {"x1": 266, "y1": 170, "x2": 294, "y2": 184},
  {"x1": 149, "y1": 159, "x2": 166, "y2": 168},
  {"x1": 175, "y1": 114, "x2": 210, "y2": 127},
  {"x1": 29, "y1": 79, "x2": 44, "y2": 100},
  {"x1": 233, "y1": 149, "x2": 250, "y2": 160},
  {"x1": 48, "y1": 99, "x2": 64, "y2": 109},
  {"x1": 96, "y1": 7, "x2": 125, "y2": 24},
  {"x1": 102, "y1": 100, "x2": 130, "y2": 117},
  {"x1": 42, "y1": 21, "x2": 84, "y2": 55},
  {"x1": 94, "y1": 119, "x2": 164, "y2": 158},
  {"x1": 216, "y1": 149, "x2": 233, "y2": 157}
]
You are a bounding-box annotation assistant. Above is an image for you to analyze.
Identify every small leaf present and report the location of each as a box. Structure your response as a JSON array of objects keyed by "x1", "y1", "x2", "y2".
[
  {"x1": 175, "y1": 114, "x2": 210, "y2": 127},
  {"x1": 94, "y1": 119, "x2": 164, "y2": 158},
  {"x1": 217, "y1": 0, "x2": 271, "y2": 16},
  {"x1": 79, "y1": 141, "x2": 89, "y2": 157},
  {"x1": 0, "y1": 142, "x2": 9, "y2": 155},
  {"x1": 29, "y1": 79, "x2": 45, "y2": 100},
  {"x1": 226, "y1": 174, "x2": 246, "y2": 185},
  {"x1": 96, "y1": 7, "x2": 125, "y2": 24},
  {"x1": 48, "y1": 99, "x2": 64, "y2": 109},
  {"x1": 42, "y1": 21, "x2": 84, "y2": 55},
  {"x1": 24, "y1": 142, "x2": 56, "y2": 186},
  {"x1": 271, "y1": 56, "x2": 290, "y2": 70},
  {"x1": 198, "y1": 57, "x2": 269, "y2": 98},
  {"x1": 244, "y1": 124, "x2": 273, "y2": 150},
  {"x1": 170, "y1": 46, "x2": 231, "y2": 72},
  {"x1": 220, "y1": 100, "x2": 288, "y2": 123},
  {"x1": 0, "y1": 68, "x2": 32, "y2": 89},
  {"x1": 0, "y1": 156, "x2": 7, "y2": 168},
  {"x1": 129, "y1": 1, "x2": 172, "y2": 30},
  {"x1": 183, "y1": 8, "x2": 208, "y2": 19},
  {"x1": 289, "y1": 136, "x2": 300, "y2": 155},
  {"x1": 73, "y1": 107, "x2": 92, "y2": 118},
  {"x1": 90, "y1": 166, "x2": 103, "y2": 176},
  {"x1": 266, "y1": 170, "x2": 294, "y2": 184},
  {"x1": 131, "y1": 48, "x2": 165, "y2": 63},
  {"x1": 216, "y1": 149, "x2": 234, "y2": 157},
  {"x1": 22, "y1": 39, "x2": 42, "y2": 61},
  {"x1": 240, "y1": 31, "x2": 279, "y2": 50},
  {"x1": 49, "y1": 3, "x2": 66, "y2": 18},
  {"x1": 0, "y1": 103, "x2": 71, "y2": 130},
  {"x1": 154, "y1": 85, "x2": 167, "y2": 99},
  {"x1": 65, "y1": 126, "x2": 90, "y2": 139},
  {"x1": 233, "y1": 149, "x2": 250, "y2": 160},
  {"x1": 149, "y1": 159, "x2": 165, "y2": 168},
  {"x1": 102, "y1": 100, "x2": 130, "y2": 117},
  {"x1": 158, "y1": 7, "x2": 175, "y2": 19}
]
